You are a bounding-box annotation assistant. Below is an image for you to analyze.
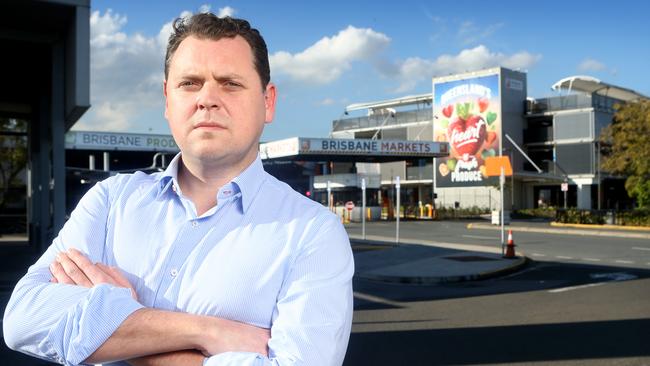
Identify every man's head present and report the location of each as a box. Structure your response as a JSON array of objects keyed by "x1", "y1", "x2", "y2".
[
  {"x1": 165, "y1": 13, "x2": 270, "y2": 88},
  {"x1": 163, "y1": 13, "x2": 276, "y2": 176}
]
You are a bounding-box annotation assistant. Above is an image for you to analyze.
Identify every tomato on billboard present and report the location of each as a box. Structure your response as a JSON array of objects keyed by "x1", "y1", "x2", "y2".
[{"x1": 433, "y1": 74, "x2": 501, "y2": 187}]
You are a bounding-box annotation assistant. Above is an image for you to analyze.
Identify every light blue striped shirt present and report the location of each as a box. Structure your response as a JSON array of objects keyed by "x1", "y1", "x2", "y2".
[{"x1": 3, "y1": 154, "x2": 354, "y2": 365}]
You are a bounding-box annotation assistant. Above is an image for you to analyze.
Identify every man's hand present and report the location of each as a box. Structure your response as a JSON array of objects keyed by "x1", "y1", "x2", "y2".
[
  {"x1": 49, "y1": 248, "x2": 137, "y2": 300},
  {"x1": 200, "y1": 317, "x2": 271, "y2": 357}
]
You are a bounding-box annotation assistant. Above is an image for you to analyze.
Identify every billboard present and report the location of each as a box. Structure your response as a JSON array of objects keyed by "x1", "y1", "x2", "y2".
[{"x1": 433, "y1": 73, "x2": 501, "y2": 187}]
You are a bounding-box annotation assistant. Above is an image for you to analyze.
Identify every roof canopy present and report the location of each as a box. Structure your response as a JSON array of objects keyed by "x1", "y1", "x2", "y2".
[
  {"x1": 551, "y1": 75, "x2": 648, "y2": 102},
  {"x1": 345, "y1": 93, "x2": 432, "y2": 112}
]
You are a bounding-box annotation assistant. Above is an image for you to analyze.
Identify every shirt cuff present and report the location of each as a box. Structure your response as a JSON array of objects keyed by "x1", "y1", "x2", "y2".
[
  {"x1": 46, "y1": 284, "x2": 144, "y2": 365},
  {"x1": 203, "y1": 351, "x2": 268, "y2": 366}
]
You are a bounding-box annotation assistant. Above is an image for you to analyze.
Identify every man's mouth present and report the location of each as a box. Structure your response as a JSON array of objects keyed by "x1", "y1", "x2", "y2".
[{"x1": 194, "y1": 121, "x2": 226, "y2": 130}]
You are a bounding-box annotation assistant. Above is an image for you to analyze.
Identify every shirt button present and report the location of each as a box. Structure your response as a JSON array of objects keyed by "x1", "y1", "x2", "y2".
[
  {"x1": 192, "y1": 220, "x2": 199, "y2": 227},
  {"x1": 170, "y1": 268, "x2": 178, "y2": 277}
]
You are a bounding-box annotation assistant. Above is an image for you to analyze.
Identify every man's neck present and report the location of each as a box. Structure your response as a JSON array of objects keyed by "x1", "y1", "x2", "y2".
[{"x1": 177, "y1": 153, "x2": 256, "y2": 216}]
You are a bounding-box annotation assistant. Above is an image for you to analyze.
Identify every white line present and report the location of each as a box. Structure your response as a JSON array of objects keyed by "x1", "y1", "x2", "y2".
[
  {"x1": 353, "y1": 291, "x2": 402, "y2": 307},
  {"x1": 615, "y1": 260, "x2": 634, "y2": 264},
  {"x1": 462, "y1": 235, "x2": 498, "y2": 240},
  {"x1": 549, "y1": 282, "x2": 606, "y2": 293},
  {"x1": 582, "y1": 258, "x2": 601, "y2": 262},
  {"x1": 531, "y1": 253, "x2": 546, "y2": 257},
  {"x1": 632, "y1": 247, "x2": 650, "y2": 251},
  {"x1": 556, "y1": 256, "x2": 574, "y2": 259}
]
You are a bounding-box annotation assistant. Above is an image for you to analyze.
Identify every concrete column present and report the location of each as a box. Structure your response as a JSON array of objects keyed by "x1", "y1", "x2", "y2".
[{"x1": 577, "y1": 184, "x2": 592, "y2": 209}]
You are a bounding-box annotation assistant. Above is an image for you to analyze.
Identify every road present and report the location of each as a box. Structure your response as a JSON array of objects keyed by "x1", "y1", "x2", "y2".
[
  {"x1": 344, "y1": 220, "x2": 650, "y2": 365},
  {"x1": 1, "y1": 220, "x2": 649, "y2": 365}
]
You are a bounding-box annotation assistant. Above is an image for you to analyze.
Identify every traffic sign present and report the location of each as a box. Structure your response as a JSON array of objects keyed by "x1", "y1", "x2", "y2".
[
  {"x1": 345, "y1": 201, "x2": 355, "y2": 211},
  {"x1": 561, "y1": 182, "x2": 569, "y2": 192}
]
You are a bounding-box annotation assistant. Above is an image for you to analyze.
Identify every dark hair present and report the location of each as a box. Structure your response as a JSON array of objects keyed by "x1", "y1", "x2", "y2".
[{"x1": 164, "y1": 13, "x2": 270, "y2": 88}]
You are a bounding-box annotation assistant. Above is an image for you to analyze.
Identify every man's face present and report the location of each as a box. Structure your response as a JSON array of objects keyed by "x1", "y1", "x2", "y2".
[{"x1": 164, "y1": 35, "x2": 275, "y2": 168}]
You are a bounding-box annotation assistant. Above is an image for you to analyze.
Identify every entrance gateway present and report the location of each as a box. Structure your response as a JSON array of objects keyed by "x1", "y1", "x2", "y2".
[{"x1": 259, "y1": 137, "x2": 449, "y2": 221}]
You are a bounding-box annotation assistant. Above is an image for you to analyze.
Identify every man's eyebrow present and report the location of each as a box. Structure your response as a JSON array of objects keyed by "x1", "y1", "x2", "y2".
[{"x1": 213, "y1": 72, "x2": 246, "y2": 82}]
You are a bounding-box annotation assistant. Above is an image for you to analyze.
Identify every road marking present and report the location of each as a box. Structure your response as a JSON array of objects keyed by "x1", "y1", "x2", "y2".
[
  {"x1": 591, "y1": 272, "x2": 638, "y2": 281},
  {"x1": 556, "y1": 256, "x2": 573, "y2": 259},
  {"x1": 632, "y1": 247, "x2": 650, "y2": 251},
  {"x1": 531, "y1": 253, "x2": 546, "y2": 257},
  {"x1": 550, "y1": 272, "x2": 637, "y2": 293},
  {"x1": 353, "y1": 291, "x2": 402, "y2": 307},
  {"x1": 615, "y1": 260, "x2": 634, "y2": 264},
  {"x1": 582, "y1": 258, "x2": 601, "y2": 262},
  {"x1": 549, "y1": 282, "x2": 605, "y2": 293},
  {"x1": 462, "y1": 235, "x2": 498, "y2": 240}
]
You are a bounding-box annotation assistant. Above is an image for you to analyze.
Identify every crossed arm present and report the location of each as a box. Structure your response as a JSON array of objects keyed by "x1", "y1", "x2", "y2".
[{"x1": 49, "y1": 248, "x2": 269, "y2": 365}]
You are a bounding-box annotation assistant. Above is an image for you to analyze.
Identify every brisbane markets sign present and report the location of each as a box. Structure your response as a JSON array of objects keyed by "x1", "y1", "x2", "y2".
[
  {"x1": 65, "y1": 131, "x2": 179, "y2": 152},
  {"x1": 260, "y1": 137, "x2": 449, "y2": 159}
]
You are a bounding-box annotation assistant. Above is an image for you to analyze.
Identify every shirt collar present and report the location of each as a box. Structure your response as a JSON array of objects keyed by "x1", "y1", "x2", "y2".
[
  {"x1": 155, "y1": 153, "x2": 265, "y2": 214},
  {"x1": 231, "y1": 154, "x2": 265, "y2": 214}
]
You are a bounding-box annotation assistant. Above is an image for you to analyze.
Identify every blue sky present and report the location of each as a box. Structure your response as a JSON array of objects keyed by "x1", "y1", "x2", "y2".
[{"x1": 76, "y1": 0, "x2": 650, "y2": 141}]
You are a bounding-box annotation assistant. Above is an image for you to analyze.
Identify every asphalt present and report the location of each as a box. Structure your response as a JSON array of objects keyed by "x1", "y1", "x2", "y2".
[{"x1": 349, "y1": 219, "x2": 650, "y2": 285}]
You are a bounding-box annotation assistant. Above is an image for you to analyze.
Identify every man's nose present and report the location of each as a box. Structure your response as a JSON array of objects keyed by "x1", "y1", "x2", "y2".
[{"x1": 196, "y1": 83, "x2": 222, "y2": 110}]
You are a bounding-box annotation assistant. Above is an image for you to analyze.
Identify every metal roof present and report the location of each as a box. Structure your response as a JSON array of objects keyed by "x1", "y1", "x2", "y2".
[
  {"x1": 345, "y1": 93, "x2": 432, "y2": 112},
  {"x1": 551, "y1": 75, "x2": 648, "y2": 102}
]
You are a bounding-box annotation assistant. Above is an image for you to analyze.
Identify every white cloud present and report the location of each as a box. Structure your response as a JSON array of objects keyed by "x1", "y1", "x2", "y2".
[
  {"x1": 578, "y1": 58, "x2": 606, "y2": 72},
  {"x1": 76, "y1": 7, "x2": 239, "y2": 133},
  {"x1": 270, "y1": 26, "x2": 390, "y2": 85},
  {"x1": 318, "y1": 98, "x2": 336, "y2": 106},
  {"x1": 218, "y1": 6, "x2": 236, "y2": 17},
  {"x1": 199, "y1": 4, "x2": 211, "y2": 13},
  {"x1": 385, "y1": 45, "x2": 542, "y2": 93},
  {"x1": 456, "y1": 21, "x2": 503, "y2": 46}
]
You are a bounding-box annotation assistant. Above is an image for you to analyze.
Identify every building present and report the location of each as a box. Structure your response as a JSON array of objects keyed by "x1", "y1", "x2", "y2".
[
  {"x1": 0, "y1": 1, "x2": 90, "y2": 279},
  {"x1": 329, "y1": 67, "x2": 648, "y2": 212}
]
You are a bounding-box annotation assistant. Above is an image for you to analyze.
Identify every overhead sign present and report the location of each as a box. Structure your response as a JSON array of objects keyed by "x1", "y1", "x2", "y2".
[
  {"x1": 260, "y1": 137, "x2": 449, "y2": 159},
  {"x1": 485, "y1": 156, "x2": 513, "y2": 176},
  {"x1": 65, "y1": 131, "x2": 179, "y2": 152}
]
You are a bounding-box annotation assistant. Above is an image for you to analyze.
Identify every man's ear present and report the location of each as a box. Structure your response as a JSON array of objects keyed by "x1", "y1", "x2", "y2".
[
  {"x1": 264, "y1": 82, "x2": 277, "y2": 124},
  {"x1": 163, "y1": 80, "x2": 168, "y2": 119}
]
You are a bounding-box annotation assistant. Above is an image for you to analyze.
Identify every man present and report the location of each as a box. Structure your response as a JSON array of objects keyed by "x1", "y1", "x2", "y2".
[{"x1": 3, "y1": 13, "x2": 354, "y2": 365}]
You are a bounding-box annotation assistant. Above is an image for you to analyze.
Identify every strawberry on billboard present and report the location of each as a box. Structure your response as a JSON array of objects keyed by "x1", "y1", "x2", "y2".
[{"x1": 433, "y1": 74, "x2": 500, "y2": 187}]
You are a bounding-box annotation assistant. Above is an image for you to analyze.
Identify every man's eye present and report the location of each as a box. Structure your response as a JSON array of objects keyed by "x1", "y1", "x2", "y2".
[
  {"x1": 223, "y1": 81, "x2": 242, "y2": 89},
  {"x1": 179, "y1": 81, "x2": 200, "y2": 89}
]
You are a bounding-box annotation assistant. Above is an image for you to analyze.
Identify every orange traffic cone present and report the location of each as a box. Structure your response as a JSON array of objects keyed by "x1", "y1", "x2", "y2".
[{"x1": 504, "y1": 230, "x2": 516, "y2": 258}]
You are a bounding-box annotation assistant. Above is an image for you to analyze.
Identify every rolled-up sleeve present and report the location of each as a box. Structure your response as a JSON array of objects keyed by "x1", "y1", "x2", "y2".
[
  {"x1": 204, "y1": 213, "x2": 355, "y2": 366},
  {"x1": 2, "y1": 177, "x2": 144, "y2": 365}
]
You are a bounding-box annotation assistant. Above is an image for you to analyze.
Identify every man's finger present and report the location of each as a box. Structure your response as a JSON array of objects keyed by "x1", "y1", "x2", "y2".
[
  {"x1": 96, "y1": 263, "x2": 138, "y2": 301},
  {"x1": 66, "y1": 248, "x2": 113, "y2": 285},
  {"x1": 97, "y1": 263, "x2": 130, "y2": 287},
  {"x1": 49, "y1": 261, "x2": 75, "y2": 285},
  {"x1": 56, "y1": 252, "x2": 93, "y2": 287}
]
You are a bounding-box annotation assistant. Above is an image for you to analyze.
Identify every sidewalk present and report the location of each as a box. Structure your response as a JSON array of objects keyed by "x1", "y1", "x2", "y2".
[
  {"x1": 467, "y1": 220, "x2": 650, "y2": 239},
  {"x1": 349, "y1": 235, "x2": 527, "y2": 285}
]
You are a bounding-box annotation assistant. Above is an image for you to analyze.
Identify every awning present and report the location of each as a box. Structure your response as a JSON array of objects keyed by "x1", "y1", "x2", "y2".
[{"x1": 551, "y1": 75, "x2": 648, "y2": 102}]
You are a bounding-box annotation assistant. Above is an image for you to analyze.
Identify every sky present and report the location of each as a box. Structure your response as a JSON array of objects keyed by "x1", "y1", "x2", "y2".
[{"x1": 76, "y1": 0, "x2": 650, "y2": 142}]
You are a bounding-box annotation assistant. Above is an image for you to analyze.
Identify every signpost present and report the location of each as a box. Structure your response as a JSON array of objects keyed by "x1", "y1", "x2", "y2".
[
  {"x1": 361, "y1": 178, "x2": 366, "y2": 240},
  {"x1": 326, "y1": 180, "x2": 331, "y2": 211},
  {"x1": 395, "y1": 176, "x2": 401, "y2": 244},
  {"x1": 561, "y1": 182, "x2": 568, "y2": 209},
  {"x1": 485, "y1": 156, "x2": 513, "y2": 256}
]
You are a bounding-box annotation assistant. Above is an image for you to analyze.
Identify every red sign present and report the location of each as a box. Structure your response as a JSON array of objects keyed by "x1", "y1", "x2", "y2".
[{"x1": 345, "y1": 201, "x2": 355, "y2": 211}]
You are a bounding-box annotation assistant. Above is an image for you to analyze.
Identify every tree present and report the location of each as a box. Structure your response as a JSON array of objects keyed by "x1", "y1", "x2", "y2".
[
  {"x1": 0, "y1": 118, "x2": 28, "y2": 213},
  {"x1": 600, "y1": 100, "x2": 650, "y2": 207}
]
